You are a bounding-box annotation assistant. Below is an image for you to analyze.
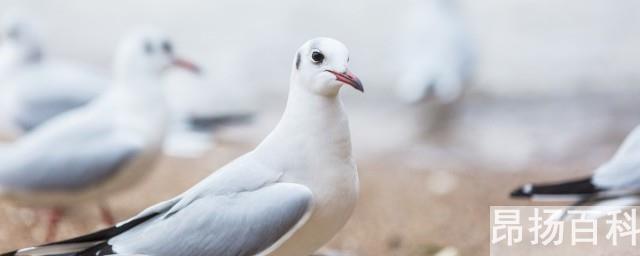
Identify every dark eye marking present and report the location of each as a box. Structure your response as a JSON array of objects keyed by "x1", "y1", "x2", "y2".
[
  {"x1": 144, "y1": 41, "x2": 153, "y2": 54},
  {"x1": 311, "y1": 50, "x2": 324, "y2": 64},
  {"x1": 295, "y1": 52, "x2": 301, "y2": 70},
  {"x1": 162, "y1": 41, "x2": 173, "y2": 54}
]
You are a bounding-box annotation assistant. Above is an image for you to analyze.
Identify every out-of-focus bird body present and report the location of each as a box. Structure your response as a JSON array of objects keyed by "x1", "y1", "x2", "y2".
[
  {"x1": 0, "y1": 28, "x2": 199, "y2": 242},
  {"x1": 396, "y1": 0, "x2": 474, "y2": 103},
  {"x1": 0, "y1": 12, "x2": 107, "y2": 133}
]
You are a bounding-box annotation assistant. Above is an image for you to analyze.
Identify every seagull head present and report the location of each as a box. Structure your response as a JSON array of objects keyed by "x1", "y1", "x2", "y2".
[
  {"x1": 114, "y1": 27, "x2": 200, "y2": 80},
  {"x1": 0, "y1": 11, "x2": 42, "y2": 65},
  {"x1": 291, "y1": 37, "x2": 363, "y2": 96}
]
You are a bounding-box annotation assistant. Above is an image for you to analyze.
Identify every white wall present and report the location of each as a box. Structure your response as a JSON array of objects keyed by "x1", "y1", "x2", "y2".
[{"x1": 0, "y1": 0, "x2": 638, "y2": 101}]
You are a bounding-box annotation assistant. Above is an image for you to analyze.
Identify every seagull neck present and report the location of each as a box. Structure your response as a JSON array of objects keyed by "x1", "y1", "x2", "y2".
[
  {"x1": 260, "y1": 82, "x2": 351, "y2": 157},
  {"x1": 283, "y1": 84, "x2": 345, "y2": 125},
  {"x1": 111, "y1": 75, "x2": 167, "y2": 134},
  {"x1": 116, "y1": 78, "x2": 165, "y2": 108}
]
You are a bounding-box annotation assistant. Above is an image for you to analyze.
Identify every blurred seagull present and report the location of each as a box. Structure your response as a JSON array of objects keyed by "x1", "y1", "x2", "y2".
[
  {"x1": 163, "y1": 72, "x2": 255, "y2": 158},
  {"x1": 395, "y1": 0, "x2": 474, "y2": 104},
  {"x1": 0, "y1": 11, "x2": 107, "y2": 134},
  {"x1": 2, "y1": 37, "x2": 363, "y2": 256},
  {"x1": 511, "y1": 125, "x2": 640, "y2": 209},
  {"x1": 0, "y1": 28, "x2": 199, "y2": 242}
]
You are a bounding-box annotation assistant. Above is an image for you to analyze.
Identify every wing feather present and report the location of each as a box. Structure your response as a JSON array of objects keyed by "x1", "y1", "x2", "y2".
[{"x1": 110, "y1": 183, "x2": 313, "y2": 256}]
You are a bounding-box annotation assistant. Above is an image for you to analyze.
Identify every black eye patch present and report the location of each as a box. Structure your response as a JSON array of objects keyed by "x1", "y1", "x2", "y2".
[
  {"x1": 162, "y1": 41, "x2": 173, "y2": 54},
  {"x1": 295, "y1": 53, "x2": 301, "y2": 70}
]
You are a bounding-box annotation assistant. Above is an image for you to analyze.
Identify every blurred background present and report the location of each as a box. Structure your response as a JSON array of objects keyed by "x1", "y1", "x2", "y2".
[{"x1": 0, "y1": 0, "x2": 639, "y2": 255}]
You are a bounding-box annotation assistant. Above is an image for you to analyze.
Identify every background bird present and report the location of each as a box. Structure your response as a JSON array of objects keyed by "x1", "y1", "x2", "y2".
[
  {"x1": 395, "y1": 0, "x2": 474, "y2": 104},
  {"x1": 2, "y1": 37, "x2": 363, "y2": 256},
  {"x1": 0, "y1": 11, "x2": 107, "y2": 134},
  {"x1": 0, "y1": 27, "x2": 199, "y2": 242},
  {"x1": 392, "y1": 0, "x2": 475, "y2": 145},
  {"x1": 511, "y1": 124, "x2": 640, "y2": 210},
  {"x1": 162, "y1": 71, "x2": 255, "y2": 158}
]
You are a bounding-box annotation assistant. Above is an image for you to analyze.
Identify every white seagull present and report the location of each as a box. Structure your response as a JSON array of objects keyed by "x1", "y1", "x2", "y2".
[
  {"x1": 0, "y1": 28, "x2": 199, "y2": 242},
  {"x1": 163, "y1": 72, "x2": 255, "y2": 158},
  {"x1": 395, "y1": 0, "x2": 474, "y2": 104},
  {"x1": 511, "y1": 124, "x2": 640, "y2": 208},
  {"x1": 3, "y1": 37, "x2": 363, "y2": 256},
  {"x1": 0, "y1": 11, "x2": 107, "y2": 133}
]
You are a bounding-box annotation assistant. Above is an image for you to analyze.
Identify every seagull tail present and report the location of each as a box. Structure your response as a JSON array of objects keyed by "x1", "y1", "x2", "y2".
[
  {"x1": 1, "y1": 242, "x2": 104, "y2": 256},
  {"x1": 188, "y1": 113, "x2": 254, "y2": 132},
  {"x1": 2, "y1": 211, "x2": 160, "y2": 256},
  {"x1": 0, "y1": 250, "x2": 16, "y2": 256},
  {"x1": 510, "y1": 176, "x2": 603, "y2": 200}
]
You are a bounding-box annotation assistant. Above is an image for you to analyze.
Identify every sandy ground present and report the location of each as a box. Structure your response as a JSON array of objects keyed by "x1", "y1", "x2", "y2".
[
  {"x1": 0, "y1": 139, "x2": 632, "y2": 256},
  {"x1": 0, "y1": 94, "x2": 639, "y2": 255},
  {"x1": 0, "y1": 0, "x2": 639, "y2": 253},
  {"x1": 0, "y1": 141, "x2": 491, "y2": 255}
]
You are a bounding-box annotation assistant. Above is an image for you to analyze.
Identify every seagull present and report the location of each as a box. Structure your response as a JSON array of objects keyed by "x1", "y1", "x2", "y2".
[
  {"x1": 163, "y1": 72, "x2": 255, "y2": 158},
  {"x1": 395, "y1": 0, "x2": 474, "y2": 104},
  {"x1": 2, "y1": 37, "x2": 364, "y2": 256},
  {"x1": 0, "y1": 28, "x2": 199, "y2": 242},
  {"x1": 0, "y1": 11, "x2": 108, "y2": 133},
  {"x1": 162, "y1": 113, "x2": 254, "y2": 158},
  {"x1": 511, "y1": 124, "x2": 640, "y2": 209}
]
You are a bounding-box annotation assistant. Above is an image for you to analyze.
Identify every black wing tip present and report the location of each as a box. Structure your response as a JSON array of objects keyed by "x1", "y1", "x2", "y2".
[
  {"x1": 189, "y1": 113, "x2": 254, "y2": 130},
  {"x1": 0, "y1": 212, "x2": 161, "y2": 256},
  {"x1": 510, "y1": 176, "x2": 601, "y2": 199},
  {"x1": 0, "y1": 250, "x2": 17, "y2": 256}
]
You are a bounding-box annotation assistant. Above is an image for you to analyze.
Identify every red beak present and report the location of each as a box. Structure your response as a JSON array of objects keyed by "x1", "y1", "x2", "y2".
[
  {"x1": 173, "y1": 58, "x2": 201, "y2": 74},
  {"x1": 326, "y1": 70, "x2": 364, "y2": 93}
]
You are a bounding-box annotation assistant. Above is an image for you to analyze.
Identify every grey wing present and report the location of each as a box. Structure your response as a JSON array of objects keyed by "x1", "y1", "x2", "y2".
[
  {"x1": 0, "y1": 120, "x2": 143, "y2": 191},
  {"x1": 592, "y1": 159, "x2": 640, "y2": 190},
  {"x1": 12, "y1": 64, "x2": 106, "y2": 131},
  {"x1": 13, "y1": 95, "x2": 90, "y2": 131},
  {"x1": 591, "y1": 126, "x2": 640, "y2": 190},
  {"x1": 109, "y1": 183, "x2": 313, "y2": 256}
]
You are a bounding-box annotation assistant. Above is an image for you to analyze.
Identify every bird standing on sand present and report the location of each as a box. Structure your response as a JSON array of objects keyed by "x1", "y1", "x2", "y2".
[
  {"x1": 512, "y1": 124, "x2": 640, "y2": 208},
  {"x1": 0, "y1": 28, "x2": 199, "y2": 242},
  {"x1": 0, "y1": 12, "x2": 107, "y2": 133},
  {"x1": 3, "y1": 37, "x2": 363, "y2": 256}
]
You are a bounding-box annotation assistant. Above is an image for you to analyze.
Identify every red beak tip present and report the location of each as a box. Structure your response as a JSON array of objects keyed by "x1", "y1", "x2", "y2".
[{"x1": 173, "y1": 58, "x2": 201, "y2": 74}]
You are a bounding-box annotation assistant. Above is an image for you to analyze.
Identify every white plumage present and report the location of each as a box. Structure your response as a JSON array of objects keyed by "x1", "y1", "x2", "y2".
[
  {"x1": 6, "y1": 37, "x2": 363, "y2": 256},
  {"x1": 0, "y1": 11, "x2": 107, "y2": 133},
  {"x1": 0, "y1": 27, "x2": 199, "y2": 242}
]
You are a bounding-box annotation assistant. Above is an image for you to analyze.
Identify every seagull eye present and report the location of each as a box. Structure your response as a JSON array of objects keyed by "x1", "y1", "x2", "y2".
[
  {"x1": 162, "y1": 41, "x2": 173, "y2": 54},
  {"x1": 311, "y1": 50, "x2": 324, "y2": 64}
]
